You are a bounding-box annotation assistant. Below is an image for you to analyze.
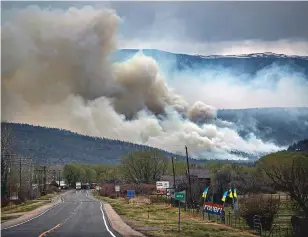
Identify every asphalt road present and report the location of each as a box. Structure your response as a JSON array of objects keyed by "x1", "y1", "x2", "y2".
[{"x1": 2, "y1": 190, "x2": 120, "y2": 237}]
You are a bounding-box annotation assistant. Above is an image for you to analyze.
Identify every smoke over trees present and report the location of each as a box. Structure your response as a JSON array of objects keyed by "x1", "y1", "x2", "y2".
[{"x1": 1, "y1": 6, "x2": 285, "y2": 160}]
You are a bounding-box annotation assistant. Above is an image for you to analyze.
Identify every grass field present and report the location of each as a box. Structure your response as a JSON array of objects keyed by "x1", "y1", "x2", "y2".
[
  {"x1": 97, "y1": 195, "x2": 256, "y2": 237},
  {"x1": 1, "y1": 192, "x2": 59, "y2": 222}
]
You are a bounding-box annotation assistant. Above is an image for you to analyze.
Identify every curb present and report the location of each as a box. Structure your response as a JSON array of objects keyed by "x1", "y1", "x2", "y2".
[
  {"x1": 1, "y1": 191, "x2": 67, "y2": 230},
  {"x1": 101, "y1": 201, "x2": 145, "y2": 237},
  {"x1": 101, "y1": 201, "x2": 124, "y2": 237}
]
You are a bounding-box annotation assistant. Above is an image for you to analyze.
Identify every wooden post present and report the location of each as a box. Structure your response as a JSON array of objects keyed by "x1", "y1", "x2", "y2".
[{"x1": 178, "y1": 201, "x2": 181, "y2": 232}]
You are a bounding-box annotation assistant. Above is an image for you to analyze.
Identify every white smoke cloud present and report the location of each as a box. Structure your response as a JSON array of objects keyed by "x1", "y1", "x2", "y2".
[
  {"x1": 169, "y1": 67, "x2": 308, "y2": 109},
  {"x1": 1, "y1": 6, "x2": 283, "y2": 159}
]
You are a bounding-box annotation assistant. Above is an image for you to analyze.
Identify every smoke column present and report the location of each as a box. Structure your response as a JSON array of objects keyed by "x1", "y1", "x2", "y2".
[{"x1": 1, "y1": 6, "x2": 282, "y2": 159}]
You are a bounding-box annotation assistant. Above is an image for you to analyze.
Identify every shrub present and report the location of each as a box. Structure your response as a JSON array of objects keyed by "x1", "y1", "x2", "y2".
[
  {"x1": 240, "y1": 194, "x2": 280, "y2": 230},
  {"x1": 291, "y1": 216, "x2": 308, "y2": 237},
  {"x1": 98, "y1": 183, "x2": 156, "y2": 198}
]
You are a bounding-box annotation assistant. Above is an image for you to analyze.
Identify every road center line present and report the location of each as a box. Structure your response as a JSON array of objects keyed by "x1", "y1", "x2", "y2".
[
  {"x1": 37, "y1": 202, "x2": 80, "y2": 237},
  {"x1": 38, "y1": 224, "x2": 61, "y2": 237},
  {"x1": 100, "y1": 202, "x2": 116, "y2": 237}
]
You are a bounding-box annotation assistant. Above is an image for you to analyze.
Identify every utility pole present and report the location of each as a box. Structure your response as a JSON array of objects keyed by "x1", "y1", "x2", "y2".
[
  {"x1": 171, "y1": 156, "x2": 176, "y2": 206},
  {"x1": 185, "y1": 146, "x2": 193, "y2": 207},
  {"x1": 9, "y1": 155, "x2": 12, "y2": 212},
  {"x1": 58, "y1": 170, "x2": 61, "y2": 191},
  {"x1": 19, "y1": 156, "x2": 22, "y2": 199},
  {"x1": 53, "y1": 170, "x2": 56, "y2": 182},
  {"x1": 43, "y1": 166, "x2": 47, "y2": 194},
  {"x1": 171, "y1": 157, "x2": 176, "y2": 189}
]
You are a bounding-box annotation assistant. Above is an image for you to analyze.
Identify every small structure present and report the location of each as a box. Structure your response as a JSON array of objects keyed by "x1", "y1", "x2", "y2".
[
  {"x1": 187, "y1": 168, "x2": 211, "y2": 186},
  {"x1": 56, "y1": 181, "x2": 68, "y2": 189}
]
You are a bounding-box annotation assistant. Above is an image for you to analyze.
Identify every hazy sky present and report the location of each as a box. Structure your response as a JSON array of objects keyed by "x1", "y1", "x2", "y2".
[{"x1": 2, "y1": 1, "x2": 308, "y2": 55}]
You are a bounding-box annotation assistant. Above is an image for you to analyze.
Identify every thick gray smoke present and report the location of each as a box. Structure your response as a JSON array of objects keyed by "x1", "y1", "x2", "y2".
[{"x1": 1, "y1": 6, "x2": 282, "y2": 159}]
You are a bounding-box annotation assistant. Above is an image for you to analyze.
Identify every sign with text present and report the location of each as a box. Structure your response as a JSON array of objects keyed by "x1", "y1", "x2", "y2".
[
  {"x1": 156, "y1": 181, "x2": 169, "y2": 190},
  {"x1": 175, "y1": 191, "x2": 186, "y2": 201},
  {"x1": 115, "y1": 185, "x2": 120, "y2": 192},
  {"x1": 203, "y1": 202, "x2": 224, "y2": 216}
]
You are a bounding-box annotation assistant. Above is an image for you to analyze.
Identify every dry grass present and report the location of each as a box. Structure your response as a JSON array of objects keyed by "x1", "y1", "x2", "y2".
[
  {"x1": 98, "y1": 196, "x2": 256, "y2": 237},
  {"x1": 1, "y1": 193, "x2": 57, "y2": 214}
]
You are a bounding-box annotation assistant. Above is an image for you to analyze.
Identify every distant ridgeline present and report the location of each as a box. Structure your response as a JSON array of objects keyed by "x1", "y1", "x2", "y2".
[
  {"x1": 287, "y1": 139, "x2": 308, "y2": 152},
  {"x1": 3, "y1": 122, "x2": 256, "y2": 165},
  {"x1": 112, "y1": 49, "x2": 308, "y2": 77},
  {"x1": 2, "y1": 122, "x2": 186, "y2": 165},
  {"x1": 216, "y1": 107, "x2": 308, "y2": 147}
]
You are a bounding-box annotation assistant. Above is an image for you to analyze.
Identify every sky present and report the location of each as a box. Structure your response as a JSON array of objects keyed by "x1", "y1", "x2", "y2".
[
  {"x1": 2, "y1": 1, "x2": 308, "y2": 55},
  {"x1": 1, "y1": 1, "x2": 307, "y2": 158}
]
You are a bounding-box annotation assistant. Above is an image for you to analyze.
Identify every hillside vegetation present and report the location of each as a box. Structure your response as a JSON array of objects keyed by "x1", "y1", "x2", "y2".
[
  {"x1": 2, "y1": 123, "x2": 189, "y2": 165},
  {"x1": 217, "y1": 107, "x2": 308, "y2": 146},
  {"x1": 287, "y1": 139, "x2": 308, "y2": 152},
  {"x1": 2, "y1": 107, "x2": 308, "y2": 165}
]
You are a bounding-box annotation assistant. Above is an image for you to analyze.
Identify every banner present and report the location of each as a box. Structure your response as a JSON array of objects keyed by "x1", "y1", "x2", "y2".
[{"x1": 203, "y1": 202, "x2": 224, "y2": 215}]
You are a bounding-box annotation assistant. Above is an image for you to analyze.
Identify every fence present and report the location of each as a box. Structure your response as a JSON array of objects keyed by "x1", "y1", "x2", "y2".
[
  {"x1": 262, "y1": 224, "x2": 293, "y2": 237},
  {"x1": 182, "y1": 202, "x2": 296, "y2": 237}
]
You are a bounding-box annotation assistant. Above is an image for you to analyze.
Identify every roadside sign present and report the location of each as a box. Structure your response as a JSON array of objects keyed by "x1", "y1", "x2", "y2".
[
  {"x1": 175, "y1": 191, "x2": 186, "y2": 201},
  {"x1": 126, "y1": 190, "x2": 135, "y2": 199},
  {"x1": 203, "y1": 202, "x2": 224, "y2": 215},
  {"x1": 115, "y1": 185, "x2": 120, "y2": 192},
  {"x1": 156, "y1": 181, "x2": 169, "y2": 190}
]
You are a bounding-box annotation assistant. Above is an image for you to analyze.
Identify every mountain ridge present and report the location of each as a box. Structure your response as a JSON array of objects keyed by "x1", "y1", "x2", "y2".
[
  {"x1": 120, "y1": 49, "x2": 308, "y2": 59},
  {"x1": 112, "y1": 49, "x2": 308, "y2": 79},
  {"x1": 0, "y1": 122, "x2": 266, "y2": 165},
  {"x1": 2, "y1": 107, "x2": 307, "y2": 165}
]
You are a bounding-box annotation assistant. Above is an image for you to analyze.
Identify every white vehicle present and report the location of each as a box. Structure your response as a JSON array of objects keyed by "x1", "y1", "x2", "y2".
[{"x1": 76, "y1": 182, "x2": 81, "y2": 190}]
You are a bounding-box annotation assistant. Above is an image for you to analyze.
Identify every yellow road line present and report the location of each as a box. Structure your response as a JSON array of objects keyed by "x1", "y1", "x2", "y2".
[{"x1": 38, "y1": 223, "x2": 61, "y2": 237}]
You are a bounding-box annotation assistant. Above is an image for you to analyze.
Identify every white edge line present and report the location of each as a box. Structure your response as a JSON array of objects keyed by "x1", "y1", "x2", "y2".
[
  {"x1": 100, "y1": 202, "x2": 117, "y2": 237},
  {"x1": 2, "y1": 201, "x2": 62, "y2": 230}
]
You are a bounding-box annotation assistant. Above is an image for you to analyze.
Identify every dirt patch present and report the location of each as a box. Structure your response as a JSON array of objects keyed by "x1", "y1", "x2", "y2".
[
  {"x1": 129, "y1": 196, "x2": 151, "y2": 205},
  {"x1": 121, "y1": 216, "x2": 165, "y2": 232}
]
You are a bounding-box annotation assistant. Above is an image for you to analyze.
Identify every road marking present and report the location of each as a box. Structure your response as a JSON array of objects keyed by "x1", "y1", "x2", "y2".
[
  {"x1": 100, "y1": 202, "x2": 116, "y2": 237},
  {"x1": 38, "y1": 224, "x2": 61, "y2": 237},
  {"x1": 37, "y1": 202, "x2": 80, "y2": 237},
  {"x1": 2, "y1": 202, "x2": 62, "y2": 230}
]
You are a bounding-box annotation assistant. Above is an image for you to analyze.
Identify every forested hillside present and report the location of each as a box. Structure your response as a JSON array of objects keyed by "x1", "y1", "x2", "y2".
[
  {"x1": 217, "y1": 107, "x2": 308, "y2": 146},
  {"x1": 2, "y1": 122, "x2": 258, "y2": 165},
  {"x1": 287, "y1": 139, "x2": 308, "y2": 152},
  {"x1": 2, "y1": 106, "x2": 308, "y2": 165},
  {"x1": 2, "y1": 122, "x2": 190, "y2": 165}
]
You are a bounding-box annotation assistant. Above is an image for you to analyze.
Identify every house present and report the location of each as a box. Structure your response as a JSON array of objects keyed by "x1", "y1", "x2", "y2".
[
  {"x1": 160, "y1": 175, "x2": 188, "y2": 189},
  {"x1": 187, "y1": 168, "x2": 211, "y2": 186}
]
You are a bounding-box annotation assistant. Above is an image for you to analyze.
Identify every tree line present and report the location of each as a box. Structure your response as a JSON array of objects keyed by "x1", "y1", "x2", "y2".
[{"x1": 62, "y1": 147, "x2": 308, "y2": 218}]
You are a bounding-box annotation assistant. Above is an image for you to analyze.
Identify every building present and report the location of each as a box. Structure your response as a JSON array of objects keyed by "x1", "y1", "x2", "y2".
[
  {"x1": 160, "y1": 167, "x2": 211, "y2": 189},
  {"x1": 187, "y1": 168, "x2": 211, "y2": 186}
]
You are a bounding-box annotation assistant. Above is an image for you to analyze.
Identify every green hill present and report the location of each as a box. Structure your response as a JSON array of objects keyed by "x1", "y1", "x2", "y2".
[
  {"x1": 2, "y1": 122, "x2": 256, "y2": 165},
  {"x1": 1, "y1": 122, "x2": 191, "y2": 165}
]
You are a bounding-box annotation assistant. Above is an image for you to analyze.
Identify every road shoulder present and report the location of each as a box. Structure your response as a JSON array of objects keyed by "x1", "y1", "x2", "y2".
[
  {"x1": 1, "y1": 191, "x2": 67, "y2": 230},
  {"x1": 101, "y1": 201, "x2": 145, "y2": 237}
]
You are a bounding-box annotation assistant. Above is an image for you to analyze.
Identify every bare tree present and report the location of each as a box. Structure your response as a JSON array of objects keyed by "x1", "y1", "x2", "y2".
[
  {"x1": 1, "y1": 123, "x2": 14, "y2": 199},
  {"x1": 260, "y1": 153, "x2": 308, "y2": 217},
  {"x1": 121, "y1": 150, "x2": 168, "y2": 184}
]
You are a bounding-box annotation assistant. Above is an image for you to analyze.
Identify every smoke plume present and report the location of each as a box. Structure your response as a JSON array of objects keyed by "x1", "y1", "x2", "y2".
[{"x1": 1, "y1": 6, "x2": 283, "y2": 159}]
